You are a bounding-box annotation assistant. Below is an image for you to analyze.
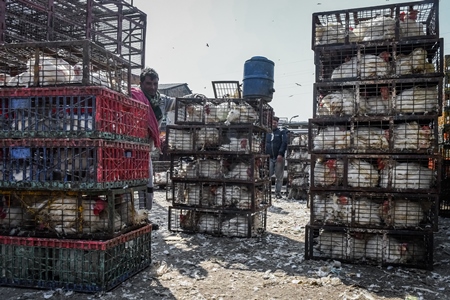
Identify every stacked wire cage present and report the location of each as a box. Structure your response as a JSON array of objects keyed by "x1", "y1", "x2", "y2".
[
  {"x1": 438, "y1": 55, "x2": 450, "y2": 217},
  {"x1": 167, "y1": 82, "x2": 273, "y2": 237},
  {"x1": 306, "y1": 0, "x2": 442, "y2": 270},
  {"x1": 285, "y1": 131, "x2": 310, "y2": 200},
  {"x1": 0, "y1": 1, "x2": 151, "y2": 292}
]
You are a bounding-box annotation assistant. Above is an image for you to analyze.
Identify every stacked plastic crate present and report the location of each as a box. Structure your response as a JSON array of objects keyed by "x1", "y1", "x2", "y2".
[
  {"x1": 439, "y1": 55, "x2": 450, "y2": 216},
  {"x1": 0, "y1": 1, "x2": 152, "y2": 292},
  {"x1": 306, "y1": 0, "x2": 442, "y2": 270},
  {"x1": 285, "y1": 132, "x2": 310, "y2": 200},
  {"x1": 166, "y1": 83, "x2": 273, "y2": 237}
]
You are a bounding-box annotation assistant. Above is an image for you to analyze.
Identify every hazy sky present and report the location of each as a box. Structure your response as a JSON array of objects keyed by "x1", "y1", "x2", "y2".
[{"x1": 133, "y1": 0, "x2": 449, "y2": 122}]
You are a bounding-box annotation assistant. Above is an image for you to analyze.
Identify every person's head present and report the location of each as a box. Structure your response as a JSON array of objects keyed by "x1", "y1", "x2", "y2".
[
  {"x1": 272, "y1": 116, "x2": 279, "y2": 129},
  {"x1": 140, "y1": 68, "x2": 159, "y2": 96}
]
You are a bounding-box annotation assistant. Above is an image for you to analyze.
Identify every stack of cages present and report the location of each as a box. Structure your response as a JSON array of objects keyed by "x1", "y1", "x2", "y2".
[
  {"x1": 167, "y1": 82, "x2": 273, "y2": 237},
  {"x1": 0, "y1": 1, "x2": 151, "y2": 292},
  {"x1": 306, "y1": 0, "x2": 442, "y2": 270},
  {"x1": 439, "y1": 55, "x2": 450, "y2": 216},
  {"x1": 285, "y1": 130, "x2": 310, "y2": 200}
]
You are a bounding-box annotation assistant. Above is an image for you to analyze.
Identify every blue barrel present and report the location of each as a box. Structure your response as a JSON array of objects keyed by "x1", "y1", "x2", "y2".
[{"x1": 242, "y1": 56, "x2": 275, "y2": 101}]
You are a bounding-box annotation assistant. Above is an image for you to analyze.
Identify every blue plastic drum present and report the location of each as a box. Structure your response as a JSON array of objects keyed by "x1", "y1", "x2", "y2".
[{"x1": 242, "y1": 56, "x2": 275, "y2": 101}]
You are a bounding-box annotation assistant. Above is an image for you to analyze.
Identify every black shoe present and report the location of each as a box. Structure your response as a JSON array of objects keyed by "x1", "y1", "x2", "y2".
[
  {"x1": 276, "y1": 193, "x2": 282, "y2": 199},
  {"x1": 151, "y1": 223, "x2": 160, "y2": 231}
]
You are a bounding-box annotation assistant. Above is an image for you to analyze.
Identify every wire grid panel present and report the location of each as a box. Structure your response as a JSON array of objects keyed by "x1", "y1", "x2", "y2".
[
  {"x1": 0, "y1": 86, "x2": 149, "y2": 142},
  {"x1": 310, "y1": 154, "x2": 441, "y2": 194},
  {"x1": 168, "y1": 206, "x2": 267, "y2": 238},
  {"x1": 312, "y1": 0, "x2": 439, "y2": 49},
  {"x1": 310, "y1": 192, "x2": 438, "y2": 230},
  {"x1": 169, "y1": 154, "x2": 269, "y2": 183},
  {"x1": 1, "y1": 0, "x2": 146, "y2": 72},
  {"x1": 0, "y1": 40, "x2": 131, "y2": 95},
  {"x1": 0, "y1": 139, "x2": 150, "y2": 190},
  {"x1": 315, "y1": 39, "x2": 443, "y2": 83},
  {"x1": 173, "y1": 97, "x2": 273, "y2": 129},
  {"x1": 167, "y1": 125, "x2": 266, "y2": 154},
  {"x1": 0, "y1": 224, "x2": 151, "y2": 292},
  {"x1": 305, "y1": 225, "x2": 433, "y2": 270},
  {"x1": 171, "y1": 181, "x2": 270, "y2": 211},
  {"x1": 211, "y1": 81, "x2": 241, "y2": 99},
  {"x1": 309, "y1": 116, "x2": 437, "y2": 154},
  {"x1": 0, "y1": 186, "x2": 148, "y2": 239}
]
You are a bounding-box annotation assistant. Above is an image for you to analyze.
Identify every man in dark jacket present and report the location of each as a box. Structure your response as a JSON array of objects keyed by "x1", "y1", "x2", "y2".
[{"x1": 265, "y1": 116, "x2": 288, "y2": 199}]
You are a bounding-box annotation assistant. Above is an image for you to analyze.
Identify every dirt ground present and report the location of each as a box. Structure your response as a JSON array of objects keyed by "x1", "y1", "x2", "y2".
[{"x1": 1, "y1": 188, "x2": 450, "y2": 300}]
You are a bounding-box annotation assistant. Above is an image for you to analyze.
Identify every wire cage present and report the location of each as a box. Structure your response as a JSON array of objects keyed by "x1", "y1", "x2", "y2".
[
  {"x1": 166, "y1": 124, "x2": 266, "y2": 154},
  {"x1": 309, "y1": 115, "x2": 438, "y2": 154},
  {"x1": 310, "y1": 191, "x2": 438, "y2": 231},
  {"x1": 170, "y1": 181, "x2": 271, "y2": 211},
  {"x1": 169, "y1": 153, "x2": 269, "y2": 183},
  {"x1": 174, "y1": 97, "x2": 273, "y2": 129},
  {"x1": 168, "y1": 206, "x2": 267, "y2": 238},
  {"x1": 305, "y1": 224, "x2": 433, "y2": 270},
  {"x1": 315, "y1": 39, "x2": 443, "y2": 83},
  {"x1": 0, "y1": 185, "x2": 149, "y2": 239},
  {"x1": 0, "y1": 224, "x2": 151, "y2": 292},
  {"x1": 0, "y1": 40, "x2": 132, "y2": 95},
  {"x1": 0, "y1": 138, "x2": 150, "y2": 191},
  {"x1": 211, "y1": 81, "x2": 242, "y2": 99},
  {"x1": 312, "y1": 0, "x2": 439, "y2": 49},
  {"x1": 310, "y1": 153, "x2": 441, "y2": 194},
  {"x1": 0, "y1": 0, "x2": 146, "y2": 74},
  {"x1": 0, "y1": 86, "x2": 149, "y2": 142}
]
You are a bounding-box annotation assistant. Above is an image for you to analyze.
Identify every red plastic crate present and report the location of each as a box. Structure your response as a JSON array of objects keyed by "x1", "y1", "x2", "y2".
[
  {"x1": 0, "y1": 224, "x2": 152, "y2": 293},
  {"x1": 0, "y1": 138, "x2": 150, "y2": 190},
  {"x1": 0, "y1": 86, "x2": 149, "y2": 142}
]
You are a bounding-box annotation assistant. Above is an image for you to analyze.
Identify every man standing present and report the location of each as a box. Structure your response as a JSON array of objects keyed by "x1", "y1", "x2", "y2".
[
  {"x1": 265, "y1": 116, "x2": 288, "y2": 199},
  {"x1": 131, "y1": 68, "x2": 175, "y2": 229}
]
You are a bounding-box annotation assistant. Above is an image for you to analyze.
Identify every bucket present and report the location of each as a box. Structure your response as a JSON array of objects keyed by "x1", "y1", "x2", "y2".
[{"x1": 242, "y1": 56, "x2": 275, "y2": 101}]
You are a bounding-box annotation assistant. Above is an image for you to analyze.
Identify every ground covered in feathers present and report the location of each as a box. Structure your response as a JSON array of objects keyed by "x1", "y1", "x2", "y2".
[{"x1": 1, "y1": 188, "x2": 450, "y2": 300}]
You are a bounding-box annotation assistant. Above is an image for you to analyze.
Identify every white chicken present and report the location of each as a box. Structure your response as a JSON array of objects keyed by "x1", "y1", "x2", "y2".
[
  {"x1": 198, "y1": 159, "x2": 222, "y2": 179},
  {"x1": 221, "y1": 214, "x2": 262, "y2": 237},
  {"x1": 379, "y1": 199, "x2": 425, "y2": 228},
  {"x1": 379, "y1": 161, "x2": 434, "y2": 189},
  {"x1": 331, "y1": 52, "x2": 390, "y2": 79},
  {"x1": 312, "y1": 194, "x2": 351, "y2": 225},
  {"x1": 395, "y1": 86, "x2": 439, "y2": 114},
  {"x1": 347, "y1": 159, "x2": 379, "y2": 188},
  {"x1": 353, "y1": 16, "x2": 396, "y2": 42},
  {"x1": 393, "y1": 122, "x2": 432, "y2": 151},
  {"x1": 313, "y1": 159, "x2": 343, "y2": 187},
  {"x1": 317, "y1": 89, "x2": 356, "y2": 116},
  {"x1": 168, "y1": 129, "x2": 193, "y2": 151},
  {"x1": 195, "y1": 127, "x2": 220, "y2": 149},
  {"x1": 0, "y1": 205, "x2": 26, "y2": 228},
  {"x1": 353, "y1": 127, "x2": 389, "y2": 151},
  {"x1": 204, "y1": 101, "x2": 231, "y2": 123},
  {"x1": 365, "y1": 234, "x2": 417, "y2": 264},
  {"x1": 313, "y1": 126, "x2": 350, "y2": 150},
  {"x1": 224, "y1": 102, "x2": 259, "y2": 125},
  {"x1": 219, "y1": 137, "x2": 258, "y2": 153},
  {"x1": 315, "y1": 22, "x2": 359, "y2": 45},
  {"x1": 358, "y1": 86, "x2": 391, "y2": 115},
  {"x1": 314, "y1": 230, "x2": 348, "y2": 259},
  {"x1": 353, "y1": 197, "x2": 382, "y2": 226},
  {"x1": 224, "y1": 161, "x2": 253, "y2": 181},
  {"x1": 197, "y1": 214, "x2": 220, "y2": 234},
  {"x1": 223, "y1": 185, "x2": 255, "y2": 209},
  {"x1": 399, "y1": 10, "x2": 425, "y2": 38},
  {"x1": 395, "y1": 48, "x2": 435, "y2": 75},
  {"x1": 27, "y1": 55, "x2": 72, "y2": 85}
]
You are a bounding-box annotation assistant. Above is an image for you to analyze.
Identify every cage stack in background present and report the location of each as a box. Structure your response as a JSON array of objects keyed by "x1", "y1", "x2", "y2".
[
  {"x1": 439, "y1": 55, "x2": 450, "y2": 216},
  {"x1": 285, "y1": 131, "x2": 310, "y2": 200},
  {"x1": 305, "y1": 0, "x2": 442, "y2": 270},
  {"x1": 0, "y1": 0, "x2": 152, "y2": 292},
  {"x1": 166, "y1": 81, "x2": 273, "y2": 237}
]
